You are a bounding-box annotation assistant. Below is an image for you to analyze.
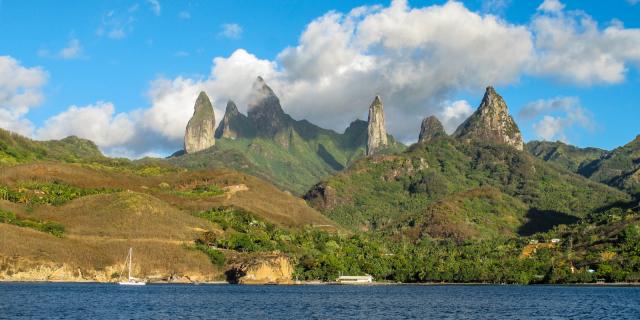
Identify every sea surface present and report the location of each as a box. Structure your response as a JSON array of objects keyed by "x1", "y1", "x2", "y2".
[{"x1": 1, "y1": 283, "x2": 640, "y2": 319}]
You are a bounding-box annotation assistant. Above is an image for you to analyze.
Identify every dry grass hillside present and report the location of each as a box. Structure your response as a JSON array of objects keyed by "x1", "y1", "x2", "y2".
[{"x1": 0, "y1": 162, "x2": 338, "y2": 282}]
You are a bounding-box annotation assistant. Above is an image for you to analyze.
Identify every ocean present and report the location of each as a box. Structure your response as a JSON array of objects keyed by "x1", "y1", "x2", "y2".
[{"x1": 1, "y1": 283, "x2": 639, "y2": 319}]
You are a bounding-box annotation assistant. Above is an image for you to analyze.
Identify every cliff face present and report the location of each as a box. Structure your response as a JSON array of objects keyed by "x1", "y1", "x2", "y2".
[
  {"x1": 214, "y1": 100, "x2": 255, "y2": 139},
  {"x1": 226, "y1": 254, "x2": 293, "y2": 284},
  {"x1": 184, "y1": 92, "x2": 216, "y2": 154},
  {"x1": 247, "y1": 77, "x2": 292, "y2": 138},
  {"x1": 366, "y1": 96, "x2": 388, "y2": 156},
  {"x1": 418, "y1": 116, "x2": 446, "y2": 143},
  {"x1": 453, "y1": 87, "x2": 524, "y2": 151}
]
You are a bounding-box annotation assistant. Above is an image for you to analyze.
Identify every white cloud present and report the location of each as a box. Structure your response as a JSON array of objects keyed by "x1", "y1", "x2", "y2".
[
  {"x1": 0, "y1": 56, "x2": 47, "y2": 136},
  {"x1": 537, "y1": 0, "x2": 565, "y2": 13},
  {"x1": 178, "y1": 11, "x2": 190, "y2": 19},
  {"x1": 533, "y1": 115, "x2": 565, "y2": 141},
  {"x1": 530, "y1": 2, "x2": 640, "y2": 85},
  {"x1": 520, "y1": 96, "x2": 595, "y2": 142},
  {"x1": 219, "y1": 23, "x2": 243, "y2": 39},
  {"x1": 36, "y1": 102, "x2": 135, "y2": 148},
  {"x1": 146, "y1": 0, "x2": 161, "y2": 16},
  {"x1": 628, "y1": 0, "x2": 640, "y2": 5},
  {"x1": 438, "y1": 100, "x2": 474, "y2": 133},
  {"x1": 58, "y1": 38, "x2": 83, "y2": 59}
]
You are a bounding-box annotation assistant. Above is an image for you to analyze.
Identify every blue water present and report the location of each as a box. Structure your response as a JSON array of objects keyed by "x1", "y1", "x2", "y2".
[{"x1": 1, "y1": 284, "x2": 640, "y2": 319}]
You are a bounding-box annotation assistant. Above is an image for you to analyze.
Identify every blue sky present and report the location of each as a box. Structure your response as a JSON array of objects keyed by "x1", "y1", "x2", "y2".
[{"x1": 0, "y1": 0, "x2": 639, "y2": 157}]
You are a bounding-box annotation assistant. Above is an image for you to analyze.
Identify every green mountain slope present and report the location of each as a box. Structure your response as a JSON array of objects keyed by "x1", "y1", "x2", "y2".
[
  {"x1": 526, "y1": 140, "x2": 606, "y2": 173},
  {"x1": 170, "y1": 121, "x2": 403, "y2": 194},
  {"x1": 527, "y1": 137, "x2": 640, "y2": 196},
  {"x1": 579, "y1": 136, "x2": 640, "y2": 195},
  {"x1": 305, "y1": 137, "x2": 629, "y2": 240},
  {"x1": 0, "y1": 129, "x2": 105, "y2": 164}
]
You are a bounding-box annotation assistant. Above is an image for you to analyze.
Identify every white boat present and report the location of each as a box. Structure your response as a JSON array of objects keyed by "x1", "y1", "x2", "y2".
[{"x1": 118, "y1": 247, "x2": 147, "y2": 286}]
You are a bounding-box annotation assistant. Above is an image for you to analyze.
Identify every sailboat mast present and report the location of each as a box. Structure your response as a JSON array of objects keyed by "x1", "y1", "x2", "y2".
[{"x1": 128, "y1": 247, "x2": 132, "y2": 280}]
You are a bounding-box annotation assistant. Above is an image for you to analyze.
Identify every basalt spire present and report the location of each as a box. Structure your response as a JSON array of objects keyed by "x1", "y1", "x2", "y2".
[
  {"x1": 366, "y1": 95, "x2": 388, "y2": 156},
  {"x1": 453, "y1": 86, "x2": 523, "y2": 151},
  {"x1": 184, "y1": 91, "x2": 216, "y2": 154}
]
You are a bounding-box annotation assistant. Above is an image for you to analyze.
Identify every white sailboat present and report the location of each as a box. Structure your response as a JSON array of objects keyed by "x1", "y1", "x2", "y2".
[{"x1": 118, "y1": 247, "x2": 146, "y2": 286}]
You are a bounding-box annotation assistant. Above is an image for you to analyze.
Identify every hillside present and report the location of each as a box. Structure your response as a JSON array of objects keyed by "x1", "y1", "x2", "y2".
[
  {"x1": 527, "y1": 137, "x2": 640, "y2": 196},
  {"x1": 579, "y1": 136, "x2": 640, "y2": 195},
  {"x1": 305, "y1": 137, "x2": 628, "y2": 240},
  {"x1": 0, "y1": 129, "x2": 105, "y2": 164},
  {"x1": 0, "y1": 158, "x2": 339, "y2": 282},
  {"x1": 305, "y1": 87, "x2": 629, "y2": 241},
  {"x1": 526, "y1": 140, "x2": 606, "y2": 173}
]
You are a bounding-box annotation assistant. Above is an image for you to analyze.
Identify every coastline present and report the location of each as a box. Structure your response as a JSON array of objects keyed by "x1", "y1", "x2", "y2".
[{"x1": 2, "y1": 279, "x2": 640, "y2": 287}]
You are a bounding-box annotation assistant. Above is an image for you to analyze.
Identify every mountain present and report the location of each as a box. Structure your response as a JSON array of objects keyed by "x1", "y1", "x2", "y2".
[
  {"x1": 184, "y1": 91, "x2": 216, "y2": 154},
  {"x1": 247, "y1": 76, "x2": 293, "y2": 138},
  {"x1": 454, "y1": 86, "x2": 524, "y2": 151},
  {"x1": 366, "y1": 96, "x2": 388, "y2": 156},
  {"x1": 171, "y1": 77, "x2": 405, "y2": 194},
  {"x1": 305, "y1": 88, "x2": 628, "y2": 241},
  {"x1": 579, "y1": 135, "x2": 640, "y2": 195},
  {"x1": 526, "y1": 140, "x2": 606, "y2": 173},
  {"x1": 418, "y1": 116, "x2": 446, "y2": 143},
  {"x1": 214, "y1": 100, "x2": 255, "y2": 139},
  {"x1": 527, "y1": 137, "x2": 640, "y2": 195}
]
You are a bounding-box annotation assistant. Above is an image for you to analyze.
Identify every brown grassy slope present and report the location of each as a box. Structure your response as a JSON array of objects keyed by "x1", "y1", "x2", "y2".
[
  {"x1": 0, "y1": 224, "x2": 218, "y2": 281},
  {"x1": 0, "y1": 163, "x2": 337, "y2": 228}
]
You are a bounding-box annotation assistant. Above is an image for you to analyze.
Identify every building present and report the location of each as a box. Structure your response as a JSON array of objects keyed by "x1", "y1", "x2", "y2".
[{"x1": 336, "y1": 275, "x2": 373, "y2": 284}]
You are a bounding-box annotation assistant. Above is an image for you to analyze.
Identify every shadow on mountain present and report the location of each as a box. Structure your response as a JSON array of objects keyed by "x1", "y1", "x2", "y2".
[
  {"x1": 317, "y1": 144, "x2": 344, "y2": 171},
  {"x1": 517, "y1": 209, "x2": 580, "y2": 236}
]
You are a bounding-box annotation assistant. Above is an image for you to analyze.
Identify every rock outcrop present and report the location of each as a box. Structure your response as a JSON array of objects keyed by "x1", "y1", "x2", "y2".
[
  {"x1": 214, "y1": 100, "x2": 255, "y2": 139},
  {"x1": 247, "y1": 76, "x2": 292, "y2": 137},
  {"x1": 418, "y1": 116, "x2": 446, "y2": 143},
  {"x1": 184, "y1": 91, "x2": 216, "y2": 154},
  {"x1": 366, "y1": 95, "x2": 388, "y2": 156},
  {"x1": 453, "y1": 86, "x2": 524, "y2": 151},
  {"x1": 226, "y1": 254, "x2": 293, "y2": 284}
]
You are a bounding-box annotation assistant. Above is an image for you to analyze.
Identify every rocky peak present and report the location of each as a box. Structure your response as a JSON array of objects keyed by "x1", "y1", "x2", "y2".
[
  {"x1": 184, "y1": 91, "x2": 216, "y2": 153},
  {"x1": 453, "y1": 86, "x2": 524, "y2": 151},
  {"x1": 366, "y1": 95, "x2": 389, "y2": 156},
  {"x1": 247, "y1": 76, "x2": 291, "y2": 137},
  {"x1": 215, "y1": 100, "x2": 254, "y2": 139},
  {"x1": 418, "y1": 116, "x2": 446, "y2": 143}
]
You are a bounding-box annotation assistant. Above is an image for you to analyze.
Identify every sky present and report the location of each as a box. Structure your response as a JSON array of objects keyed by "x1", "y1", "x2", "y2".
[{"x1": 0, "y1": 0, "x2": 639, "y2": 158}]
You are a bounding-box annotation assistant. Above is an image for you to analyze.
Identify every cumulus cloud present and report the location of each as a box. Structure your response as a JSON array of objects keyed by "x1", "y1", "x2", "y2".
[
  {"x1": 437, "y1": 100, "x2": 474, "y2": 133},
  {"x1": 219, "y1": 23, "x2": 243, "y2": 39},
  {"x1": 58, "y1": 38, "x2": 83, "y2": 59},
  {"x1": 36, "y1": 102, "x2": 135, "y2": 148},
  {"x1": 520, "y1": 96, "x2": 595, "y2": 142},
  {"x1": 530, "y1": 1, "x2": 640, "y2": 85},
  {"x1": 0, "y1": 56, "x2": 47, "y2": 136}
]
